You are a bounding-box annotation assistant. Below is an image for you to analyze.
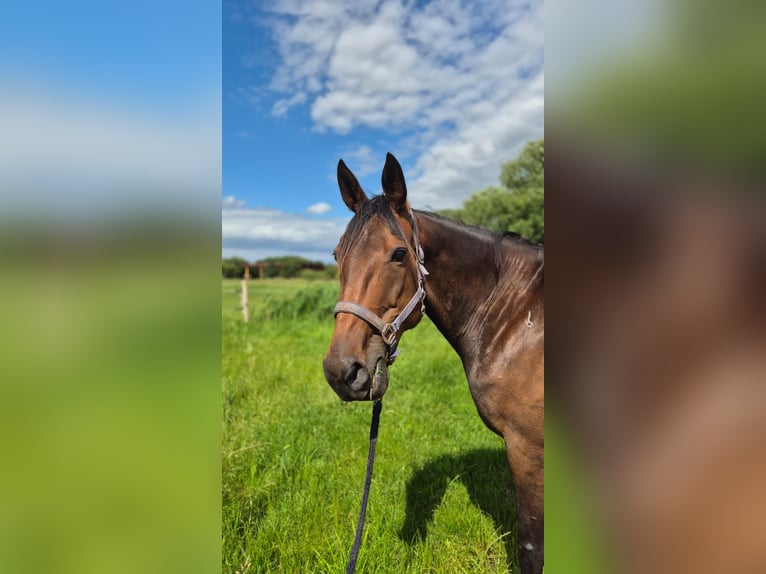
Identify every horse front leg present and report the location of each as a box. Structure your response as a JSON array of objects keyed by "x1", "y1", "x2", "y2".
[{"x1": 505, "y1": 432, "x2": 544, "y2": 574}]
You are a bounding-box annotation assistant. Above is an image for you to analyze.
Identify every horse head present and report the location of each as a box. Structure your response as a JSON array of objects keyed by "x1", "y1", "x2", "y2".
[{"x1": 323, "y1": 153, "x2": 427, "y2": 401}]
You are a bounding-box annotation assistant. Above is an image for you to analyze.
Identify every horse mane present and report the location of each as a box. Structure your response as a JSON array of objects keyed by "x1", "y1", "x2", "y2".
[
  {"x1": 498, "y1": 230, "x2": 542, "y2": 248},
  {"x1": 338, "y1": 199, "x2": 542, "y2": 285},
  {"x1": 417, "y1": 210, "x2": 542, "y2": 283},
  {"x1": 418, "y1": 209, "x2": 541, "y2": 247}
]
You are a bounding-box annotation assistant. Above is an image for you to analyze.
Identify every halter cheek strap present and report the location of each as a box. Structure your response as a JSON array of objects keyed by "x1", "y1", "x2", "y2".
[{"x1": 333, "y1": 209, "x2": 429, "y2": 365}]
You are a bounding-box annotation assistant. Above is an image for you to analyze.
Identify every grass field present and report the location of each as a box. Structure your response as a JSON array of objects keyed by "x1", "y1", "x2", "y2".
[{"x1": 222, "y1": 278, "x2": 521, "y2": 573}]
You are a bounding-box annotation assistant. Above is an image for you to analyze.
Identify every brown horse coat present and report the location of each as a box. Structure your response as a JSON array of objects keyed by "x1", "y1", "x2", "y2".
[{"x1": 324, "y1": 153, "x2": 544, "y2": 574}]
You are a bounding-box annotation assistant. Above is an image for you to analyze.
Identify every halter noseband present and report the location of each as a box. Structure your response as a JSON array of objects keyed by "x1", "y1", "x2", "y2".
[{"x1": 333, "y1": 209, "x2": 429, "y2": 364}]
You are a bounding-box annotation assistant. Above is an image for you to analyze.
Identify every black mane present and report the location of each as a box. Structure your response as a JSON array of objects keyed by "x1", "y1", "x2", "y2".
[
  {"x1": 336, "y1": 197, "x2": 542, "y2": 277},
  {"x1": 416, "y1": 210, "x2": 543, "y2": 282},
  {"x1": 417, "y1": 209, "x2": 542, "y2": 248}
]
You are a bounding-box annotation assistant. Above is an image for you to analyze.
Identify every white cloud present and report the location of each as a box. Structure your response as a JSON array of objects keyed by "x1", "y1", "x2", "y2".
[
  {"x1": 271, "y1": 91, "x2": 307, "y2": 117},
  {"x1": 339, "y1": 145, "x2": 378, "y2": 177},
  {"x1": 223, "y1": 195, "x2": 247, "y2": 209},
  {"x1": 412, "y1": 71, "x2": 544, "y2": 208},
  {"x1": 222, "y1": 206, "x2": 349, "y2": 262},
  {"x1": 306, "y1": 202, "x2": 332, "y2": 214},
  {"x1": 259, "y1": 0, "x2": 544, "y2": 209}
]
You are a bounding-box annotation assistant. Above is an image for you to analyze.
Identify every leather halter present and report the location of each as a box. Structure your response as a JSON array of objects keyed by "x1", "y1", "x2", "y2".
[{"x1": 333, "y1": 209, "x2": 429, "y2": 364}]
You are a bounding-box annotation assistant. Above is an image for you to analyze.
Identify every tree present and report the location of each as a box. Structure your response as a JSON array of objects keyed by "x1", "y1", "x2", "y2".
[
  {"x1": 439, "y1": 139, "x2": 544, "y2": 243},
  {"x1": 501, "y1": 138, "x2": 544, "y2": 191},
  {"x1": 258, "y1": 256, "x2": 329, "y2": 279},
  {"x1": 462, "y1": 186, "x2": 544, "y2": 242},
  {"x1": 222, "y1": 257, "x2": 249, "y2": 278}
]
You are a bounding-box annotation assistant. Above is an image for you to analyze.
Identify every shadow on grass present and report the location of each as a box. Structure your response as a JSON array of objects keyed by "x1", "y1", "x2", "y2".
[{"x1": 399, "y1": 448, "x2": 518, "y2": 571}]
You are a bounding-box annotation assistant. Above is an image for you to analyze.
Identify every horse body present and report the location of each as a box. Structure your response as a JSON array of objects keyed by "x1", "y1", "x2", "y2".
[
  {"x1": 324, "y1": 153, "x2": 544, "y2": 574},
  {"x1": 416, "y1": 211, "x2": 545, "y2": 573}
]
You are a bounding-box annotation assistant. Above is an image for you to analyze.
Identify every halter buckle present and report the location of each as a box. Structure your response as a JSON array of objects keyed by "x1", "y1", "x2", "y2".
[{"x1": 380, "y1": 324, "x2": 397, "y2": 347}]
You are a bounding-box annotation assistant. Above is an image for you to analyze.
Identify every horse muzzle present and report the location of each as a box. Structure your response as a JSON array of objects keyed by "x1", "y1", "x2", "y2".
[{"x1": 323, "y1": 354, "x2": 389, "y2": 401}]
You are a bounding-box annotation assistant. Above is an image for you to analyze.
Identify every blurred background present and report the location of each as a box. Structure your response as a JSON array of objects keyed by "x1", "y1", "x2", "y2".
[
  {"x1": 0, "y1": 2, "x2": 221, "y2": 573},
  {"x1": 547, "y1": 0, "x2": 766, "y2": 572}
]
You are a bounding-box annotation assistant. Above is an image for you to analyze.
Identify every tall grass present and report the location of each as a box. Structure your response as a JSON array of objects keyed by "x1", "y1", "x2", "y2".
[
  {"x1": 222, "y1": 279, "x2": 519, "y2": 573},
  {"x1": 257, "y1": 282, "x2": 338, "y2": 322}
]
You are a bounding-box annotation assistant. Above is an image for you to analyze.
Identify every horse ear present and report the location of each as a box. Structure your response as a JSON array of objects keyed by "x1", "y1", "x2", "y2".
[
  {"x1": 381, "y1": 152, "x2": 408, "y2": 212},
  {"x1": 337, "y1": 159, "x2": 368, "y2": 213}
]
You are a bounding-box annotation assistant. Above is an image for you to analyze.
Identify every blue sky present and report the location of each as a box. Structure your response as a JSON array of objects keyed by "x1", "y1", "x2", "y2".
[
  {"x1": 1, "y1": 1, "x2": 219, "y2": 108},
  {"x1": 0, "y1": 1, "x2": 221, "y2": 219},
  {"x1": 0, "y1": 1, "x2": 542, "y2": 258},
  {"x1": 223, "y1": 0, "x2": 544, "y2": 263}
]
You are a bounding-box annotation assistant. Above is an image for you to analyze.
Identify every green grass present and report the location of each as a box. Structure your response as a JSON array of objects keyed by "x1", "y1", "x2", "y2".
[{"x1": 222, "y1": 279, "x2": 520, "y2": 573}]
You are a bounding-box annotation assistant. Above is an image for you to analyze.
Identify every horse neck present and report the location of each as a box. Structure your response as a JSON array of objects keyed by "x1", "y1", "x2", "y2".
[{"x1": 415, "y1": 211, "x2": 543, "y2": 356}]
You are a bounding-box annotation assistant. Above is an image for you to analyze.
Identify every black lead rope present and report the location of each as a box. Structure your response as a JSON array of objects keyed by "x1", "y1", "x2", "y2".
[{"x1": 346, "y1": 399, "x2": 382, "y2": 574}]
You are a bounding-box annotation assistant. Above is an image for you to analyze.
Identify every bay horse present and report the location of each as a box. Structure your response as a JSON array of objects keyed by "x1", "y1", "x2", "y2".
[{"x1": 323, "y1": 153, "x2": 544, "y2": 574}]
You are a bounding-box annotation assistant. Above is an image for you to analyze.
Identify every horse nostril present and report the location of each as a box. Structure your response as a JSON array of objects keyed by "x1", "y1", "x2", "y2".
[{"x1": 343, "y1": 359, "x2": 369, "y2": 391}]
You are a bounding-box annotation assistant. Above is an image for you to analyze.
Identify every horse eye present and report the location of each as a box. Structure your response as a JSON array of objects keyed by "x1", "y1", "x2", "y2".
[
  {"x1": 390, "y1": 247, "x2": 407, "y2": 263},
  {"x1": 332, "y1": 250, "x2": 337, "y2": 261}
]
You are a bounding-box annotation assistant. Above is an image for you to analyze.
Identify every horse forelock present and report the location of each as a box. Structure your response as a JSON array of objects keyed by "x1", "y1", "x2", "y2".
[{"x1": 337, "y1": 195, "x2": 408, "y2": 260}]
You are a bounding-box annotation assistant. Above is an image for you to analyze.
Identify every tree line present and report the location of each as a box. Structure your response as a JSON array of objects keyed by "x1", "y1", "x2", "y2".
[{"x1": 222, "y1": 256, "x2": 338, "y2": 279}]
